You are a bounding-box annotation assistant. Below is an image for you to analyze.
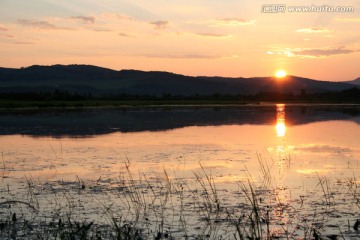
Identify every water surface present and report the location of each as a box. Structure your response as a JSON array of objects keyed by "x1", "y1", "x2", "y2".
[{"x1": 1, "y1": 104, "x2": 359, "y2": 238}]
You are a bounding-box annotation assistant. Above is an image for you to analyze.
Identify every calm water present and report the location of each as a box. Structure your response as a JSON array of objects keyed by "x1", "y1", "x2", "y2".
[{"x1": 1, "y1": 104, "x2": 360, "y2": 238}]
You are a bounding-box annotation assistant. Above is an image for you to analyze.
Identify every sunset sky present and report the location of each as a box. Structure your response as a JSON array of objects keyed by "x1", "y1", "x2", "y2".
[{"x1": 0, "y1": 0, "x2": 359, "y2": 81}]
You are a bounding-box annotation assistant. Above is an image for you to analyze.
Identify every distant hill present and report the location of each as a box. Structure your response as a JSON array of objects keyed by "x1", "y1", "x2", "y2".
[
  {"x1": 0, "y1": 64, "x2": 358, "y2": 97},
  {"x1": 346, "y1": 77, "x2": 360, "y2": 86}
]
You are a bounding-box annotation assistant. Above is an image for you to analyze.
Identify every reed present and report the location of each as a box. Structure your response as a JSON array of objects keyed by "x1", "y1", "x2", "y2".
[{"x1": 1, "y1": 159, "x2": 360, "y2": 239}]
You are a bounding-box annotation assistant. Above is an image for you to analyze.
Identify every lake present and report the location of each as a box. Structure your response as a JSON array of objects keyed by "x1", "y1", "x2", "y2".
[{"x1": 0, "y1": 104, "x2": 359, "y2": 239}]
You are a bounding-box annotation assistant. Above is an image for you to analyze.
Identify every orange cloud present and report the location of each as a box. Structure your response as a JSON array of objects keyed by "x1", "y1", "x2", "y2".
[
  {"x1": 296, "y1": 27, "x2": 331, "y2": 33},
  {"x1": 89, "y1": 28, "x2": 112, "y2": 32},
  {"x1": 13, "y1": 41, "x2": 35, "y2": 45},
  {"x1": 71, "y1": 16, "x2": 95, "y2": 24},
  {"x1": 119, "y1": 32, "x2": 132, "y2": 37},
  {"x1": 17, "y1": 19, "x2": 73, "y2": 30},
  {"x1": 292, "y1": 47, "x2": 357, "y2": 58},
  {"x1": 196, "y1": 32, "x2": 231, "y2": 38},
  {"x1": 211, "y1": 18, "x2": 256, "y2": 27},
  {"x1": 150, "y1": 20, "x2": 169, "y2": 30},
  {"x1": 269, "y1": 46, "x2": 358, "y2": 58}
]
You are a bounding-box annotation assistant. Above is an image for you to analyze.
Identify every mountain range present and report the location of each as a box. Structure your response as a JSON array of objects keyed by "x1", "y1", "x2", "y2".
[{"x1": 0, "y1": 64, "x2": 359, "y2": 97}]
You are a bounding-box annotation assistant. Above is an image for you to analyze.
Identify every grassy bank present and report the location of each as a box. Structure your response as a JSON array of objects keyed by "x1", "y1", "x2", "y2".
[
  {"x1": 2, "y1": 99, "x2": 360, "y2": 110},
  {"x1": 0, "y1": 99, "x2": 254, "y2": 109}
]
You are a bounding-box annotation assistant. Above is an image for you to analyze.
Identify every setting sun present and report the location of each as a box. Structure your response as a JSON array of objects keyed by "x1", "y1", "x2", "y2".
[{"x1": 275, "y1": 70, "x2": 287, "y2": 78}]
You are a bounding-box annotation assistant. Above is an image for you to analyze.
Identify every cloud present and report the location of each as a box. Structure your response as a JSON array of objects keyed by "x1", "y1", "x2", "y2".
[
  {"x1": 86, "y1": 27, "x2": 111, "y2": 32},
  {"x1": 196, "y1": 32, "x2": 231, "y2": 38},
  {"x1": 267, "y1": 46, "x2": 358, "y2": 58},
  {"x1": 211, "y1": 18, "x2": 256, "y2": 27},
  {"x1": 71, "y1": 16, "x2": 95, "y2": 24},
  {"x1": 13, "y1": 41, "x2": 35, "y2": 45},
  {"x1": 296, "y1": 27, "x2": 331, "y2": 33},
  {"x1": 150, "y1": 20, "x2": 169, "y2": 30},
  {"x1": 3, "y1": 34, "x2": 14, "y2": 38},
  {"x1": 292, "y1": 47, "x2": 357, "y2": 58},
  {"x1": 18, "y1": 19, "x2": 72, "y2": 30},
  {"x1": 189, "y1": 18, "x2": 256, "y2": 28},
  {"x1": 18, "y1": 19, "x2": 57, "y2": 29},
  {"x1": 119, "y1": 32, "x2": 131, "y2": 37},
  {"x1": 266, "y1": 49, "x2": 293, "y2": 57}
]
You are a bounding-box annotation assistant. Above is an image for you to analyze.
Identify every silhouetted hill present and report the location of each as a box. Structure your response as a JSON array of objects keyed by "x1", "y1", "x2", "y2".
[
  {"x1": 346, "y1": 77, "x2": 360, "y2": 86},
  {"x1": 0, "y1": 64, "x2": 358, "y2": 97}
]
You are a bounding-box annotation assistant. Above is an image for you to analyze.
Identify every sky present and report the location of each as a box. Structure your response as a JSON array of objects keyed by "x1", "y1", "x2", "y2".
[{"x1": 0, "y1": 0, "x2": 359, "y2": 81}]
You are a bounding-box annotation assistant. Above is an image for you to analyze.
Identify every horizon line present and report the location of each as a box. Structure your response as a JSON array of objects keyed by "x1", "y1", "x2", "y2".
[{"x1": 0, "y1": 63, "x2": 358, "y2": 82}]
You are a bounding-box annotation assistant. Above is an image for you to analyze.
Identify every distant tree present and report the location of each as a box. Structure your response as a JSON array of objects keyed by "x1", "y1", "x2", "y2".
[{"x1": 300, "y1": 88, "x2": 307, "y2": 97}]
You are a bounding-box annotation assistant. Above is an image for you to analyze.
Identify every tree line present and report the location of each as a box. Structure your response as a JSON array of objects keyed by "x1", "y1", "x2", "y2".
[{"x1": 0, "y1": 87, "x2": 360, "y2": 102}]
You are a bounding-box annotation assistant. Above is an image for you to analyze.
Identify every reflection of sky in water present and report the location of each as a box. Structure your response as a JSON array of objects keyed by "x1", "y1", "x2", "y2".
[
  {"x1": 0, "y1": 106, "x2": 359, "y2": 194},
  {"x1": 0, "y1": 105, "x2": 360, "y2": 137},
  {"x1": 0, "y1": 108, "x2": 358, "y2": 184},
  {"x1": 1, "y1": 106, "x2": 359, "y2": 236}
]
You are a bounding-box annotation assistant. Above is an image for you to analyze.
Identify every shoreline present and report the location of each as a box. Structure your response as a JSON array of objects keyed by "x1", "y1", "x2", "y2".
[{"x1": 1, "y1": 100, "x2": 360, "y2": 111}]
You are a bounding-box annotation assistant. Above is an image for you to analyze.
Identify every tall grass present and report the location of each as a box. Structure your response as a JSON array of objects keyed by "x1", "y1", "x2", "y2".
[{"x1": 1, "y1": 159, "x2": 360, "y2": 239}]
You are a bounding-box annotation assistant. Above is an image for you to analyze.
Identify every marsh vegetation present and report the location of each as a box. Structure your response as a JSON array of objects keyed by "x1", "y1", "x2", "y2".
[{"x1": 1, "y1": 156, "x2": 360, "y2": 239}]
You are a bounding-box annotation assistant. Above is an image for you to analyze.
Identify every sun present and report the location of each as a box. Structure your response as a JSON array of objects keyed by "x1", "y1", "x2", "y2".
[{"x1": 275, "y1": 70, "x2": 287, "y2": 78}]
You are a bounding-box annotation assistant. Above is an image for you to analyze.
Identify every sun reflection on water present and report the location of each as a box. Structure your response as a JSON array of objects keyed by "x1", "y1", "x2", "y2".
[
  {"x1": 272, "y1": 104, "x2": 292, "y2": 225},
  {"x1": 275, "y1": 104, "x2": 286, "y2": 137},
  {"x1": 273, "y1": 104, "x2": 292, "y2": 169}
]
